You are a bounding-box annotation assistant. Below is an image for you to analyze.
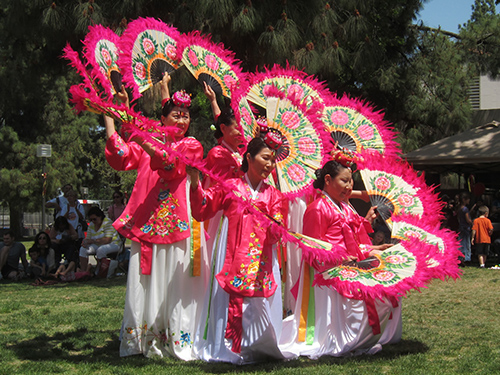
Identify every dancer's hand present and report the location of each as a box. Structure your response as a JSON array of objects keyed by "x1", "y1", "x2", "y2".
[
  {"x1": 365, "y1": 206, "x2": 378, "y2": 224},
  {"x1": 186, "y1": 165, "x2": 200, "y2": 187},
  {"x1": 203, "y1": 82, "x2": 216, "y2": 102},
  {"x1": 116, "y1": 85, "x2": 130, "y2": 108},
  {"x1": 161, "y1": 73, "x2": 171, "y2": 101}
]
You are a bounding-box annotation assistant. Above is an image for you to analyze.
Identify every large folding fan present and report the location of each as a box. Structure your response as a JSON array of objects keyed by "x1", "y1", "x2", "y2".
[
  {"x1": 357, "y1": 152, "x2": 443, "y2": 230},
  {"x1": 323, "y1": 95, "x2": 400, "y2": 158},
  {"x1": 119, "y1": 17, "x2": 182, "y2": 100},
  {"x1": 178, "y1": 31, "x2": 243, "y2": 98},
  {"x1": 314, "y1": 237, "x2": 437, "y2": 301},
  {"x1": 82, "y1": 25, "x2": 122, "y2": 97},
  {"x1": 232, "y1": 83, "x2": 330, "y2": 198},
  {"x1": 243, "y1": 65, "x2": 330, "y2": 110},
  {"x1": 391, "y1": 214, "x2": 461, "y2": 281}
]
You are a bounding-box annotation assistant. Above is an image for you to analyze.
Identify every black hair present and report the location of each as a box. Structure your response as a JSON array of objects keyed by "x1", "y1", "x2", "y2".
[
  {"x1": 459, "y1": 192, "x2": 470, "y2": 204},
  {"x1": 34, "y1": 231, "x2": 52, "y2": 249},
  {"x1": 162, "y1": 98, "x2": 191, "y2": 117},
  {"x1": 241, "y1": 137, "x2": 272, "y2": 173},
  {"x1": 214, "y1": 107, "x2": 235, "y2": 140},
  {"x1": 112, "y1": 191, "x2": 125, "y2": 204},
  {"x1": 3, "y1": 229, "x2": 14, "y2": 238},
  {"x1": 312, "y1": 160, "x2": 349, "y2": 190},
  {"x1": 161, "y1": 98, "x2": 191, "y2": 137},
  {"x1": 54, "y1": 216, "x2": 70, "y2": 232},
  {"x1": 28, "y1": 247, "x2": 39, "y2": 255},
  {"x1": 87, "y1": 206, "x2": 105, "y2": 220}
]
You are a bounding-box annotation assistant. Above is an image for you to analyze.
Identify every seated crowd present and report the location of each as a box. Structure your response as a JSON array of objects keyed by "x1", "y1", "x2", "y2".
[{"x1": 0, "y1": 191, "x2": 128, "y2": 283}]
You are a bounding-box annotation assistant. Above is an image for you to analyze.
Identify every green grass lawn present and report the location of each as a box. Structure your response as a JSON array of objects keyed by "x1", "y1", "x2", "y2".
[{"x1": 0, "y1": 267, "x2": 499, "y2": 374}]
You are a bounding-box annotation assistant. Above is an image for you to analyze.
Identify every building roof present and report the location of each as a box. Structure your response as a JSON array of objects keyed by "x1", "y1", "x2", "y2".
[{"x1": 405, "y1": 120, "x2": 500, "y2": 173}]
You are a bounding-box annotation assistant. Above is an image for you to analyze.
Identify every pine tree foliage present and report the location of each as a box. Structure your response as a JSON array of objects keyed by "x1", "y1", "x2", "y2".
[{"x1": 2, "y1": 0, "x2": 500, "y2": 235}]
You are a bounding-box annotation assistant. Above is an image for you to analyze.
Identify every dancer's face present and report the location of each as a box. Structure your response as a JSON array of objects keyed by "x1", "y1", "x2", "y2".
[
  {"x1": 221, "y1": 119, "x2": 244, "y2": 150},
  {"x1": 161, "y1": 106, "x2": 191, "y2": 137},
  {"x1": 324, "y1": 167, "x2": 353, "y2": 204},
  {"x1": 247, "y1": 147, "x2": 276, "y2": 182}
]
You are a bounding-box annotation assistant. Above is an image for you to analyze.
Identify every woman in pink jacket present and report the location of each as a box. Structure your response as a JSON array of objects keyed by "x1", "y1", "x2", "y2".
[{"x1": 104, "y1": 85, "x2": 208, "y2": 360}]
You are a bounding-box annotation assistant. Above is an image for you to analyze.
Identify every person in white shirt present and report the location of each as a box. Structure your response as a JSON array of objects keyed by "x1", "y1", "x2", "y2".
[{"x1": 45, "y1": 183, "x2": 73, "y2": 219}]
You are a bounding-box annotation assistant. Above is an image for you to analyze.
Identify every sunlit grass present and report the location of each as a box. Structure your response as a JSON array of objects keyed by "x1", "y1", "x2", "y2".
[{"x1": 0, "y1": 267, "x2": 499, "y2": 374}]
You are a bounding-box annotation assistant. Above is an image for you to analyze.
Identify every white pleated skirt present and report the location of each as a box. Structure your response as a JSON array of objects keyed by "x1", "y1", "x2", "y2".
[
  {"x1": 279, "y1": 264, "x2": 398, "y2": 359},
  {"x1": 120, "y1": 238, "x2": 208, "y2": 360},
  {"x1": 193, "y1": 217, "x2": 291, "y2": 364}
]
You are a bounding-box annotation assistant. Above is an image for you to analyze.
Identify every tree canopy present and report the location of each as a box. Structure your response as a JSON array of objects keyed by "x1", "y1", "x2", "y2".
[{"x1": 1, "y1": 0, "x2": 500, "y2": 236}]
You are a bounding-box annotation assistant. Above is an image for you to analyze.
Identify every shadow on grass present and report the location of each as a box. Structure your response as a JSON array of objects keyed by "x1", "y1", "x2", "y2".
[
  {"x1": 181, "y1": 339, "x2": 429, "y2": 373},
  {"x1": 7, "y1": 327, "x2": 428, "y2": 372},
  {"x1": 6, "y1": 327, "x2": 153, "y2": 369}
]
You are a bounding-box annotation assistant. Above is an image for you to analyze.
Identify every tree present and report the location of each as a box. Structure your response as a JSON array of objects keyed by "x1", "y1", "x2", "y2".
[{"x1": 2, "y1": 0, "x2": 499, "y2": 235}]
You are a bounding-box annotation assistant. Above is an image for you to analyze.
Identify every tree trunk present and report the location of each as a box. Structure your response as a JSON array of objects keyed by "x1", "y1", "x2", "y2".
[{"x1": 9, "y1": 203, "x2": 23, "y2": 240}]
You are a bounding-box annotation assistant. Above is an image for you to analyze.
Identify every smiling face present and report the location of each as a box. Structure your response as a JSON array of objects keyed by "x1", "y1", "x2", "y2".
[
  {"x1": 324, "y1": 167, "x2": 353, "y2": 204},
  {"x1": 246, "y1": 146, "x2": 276, "y2": 183},
  {"x1": 161, "y1": 106, "x2": 191, "y2": 138}
]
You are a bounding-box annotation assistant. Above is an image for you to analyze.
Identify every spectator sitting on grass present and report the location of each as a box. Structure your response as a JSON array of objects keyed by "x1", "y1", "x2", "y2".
[
  {"x1": 29, "y1": 232, "x2": 56, "y2": 274},
  {"x1": 79, "y1": 206, "x2": 121, "y2": 273},
  {"x1": 49, "y1": 216, "x2": 78, "y2": 267},
  {"x1": 0, "y1": 230, "x2": 28, "y2": 281},
  {"x1": 28, "y1": 247, "x2": 46, "y2": 279}
]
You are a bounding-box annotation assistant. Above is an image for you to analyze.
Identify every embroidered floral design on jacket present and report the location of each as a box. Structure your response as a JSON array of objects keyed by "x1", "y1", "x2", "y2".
[{"x1": 140, "y1": 189, "x2": 190, "y2": 237}]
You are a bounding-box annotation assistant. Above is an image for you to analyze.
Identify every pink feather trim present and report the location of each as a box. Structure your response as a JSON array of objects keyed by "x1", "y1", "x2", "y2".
[
  {"x1": 249, "y1": 63, "x2": 331, "y2": 107},
  {"x1": 313, "y1": 237, "x2": 440, "y2": 301},
  {"x1": 82, "y1": 25, "x2": 120, "y2": 98},
  {"x1": 61, "y1": 44, "x2": 96, "y2": 92},
  {"x1": 324, "y1": 94, "x2": 400, "y2": 158},
  {"x1": 118, "y1": 17, "x2": 182, "y2": 100},
  {"x1": 357, "y1": 150, "x2": 445, "y2": 226},
  {"x1": 391, "y1": 214, "x2": 462, "y2": 281},
  {"x1": 177, "y1": 30, "x2": 243, "y2": 88}
]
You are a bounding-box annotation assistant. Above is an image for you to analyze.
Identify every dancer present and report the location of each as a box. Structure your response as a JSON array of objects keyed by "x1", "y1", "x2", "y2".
[
  {"x1": 280, "y1": 154, "x2": 396, "y2": 359},
  {"x1": 188, "y1": 135, "x2": 290, "y2": 364},
  {"x1": 105, "y1": 80, "x2": 207, "y2": 359}
]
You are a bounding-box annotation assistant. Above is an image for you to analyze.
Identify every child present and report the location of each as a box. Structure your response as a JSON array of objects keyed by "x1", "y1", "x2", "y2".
[
  {"x1": 28, "y1": 248, "x2": 46, "y2": 278},
  {"x1": 471, "y1": 205, "x2": 493, "y2": 268}
]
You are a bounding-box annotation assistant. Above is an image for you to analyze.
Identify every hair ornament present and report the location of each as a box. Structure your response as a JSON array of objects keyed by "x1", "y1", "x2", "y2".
[
  {"x1": 256, "y1": 117, "x2": 269, "y2": 134},
  {"x1": 264, "y1": 131, "x2": 282, "y2": 151},
  {"x1": 330, "y1": 147, "x2": 357, "y2": 170},
  {"x1": 171, "y1": 90, "x2": 192, "y2": 108}
]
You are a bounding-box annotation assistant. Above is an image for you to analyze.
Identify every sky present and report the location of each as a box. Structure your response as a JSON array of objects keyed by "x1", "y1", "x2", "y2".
[{"x1": 417, "y1": 0, "x2": 476, "y2": 33}]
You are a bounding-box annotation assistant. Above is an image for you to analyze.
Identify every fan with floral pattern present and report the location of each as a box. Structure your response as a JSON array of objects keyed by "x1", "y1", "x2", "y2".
[
  {"x1": 118, "y1": 17, "x2": 182, "y2": 100},
  {"x1": 82, "y1": 25, "x2": 122, "y2": 97},
  {"x1": 314, "y1": 237, "x2": 438, "y2": 300},
  {"x1": 232, "y1": 83, "x2": 330, "y2": 198},
  {"x1": 323, "y1": 95, "x2": 400, "y2": 158},
  {"x1": 357, "y1": 152, "x2": 443, "y2": 230},
  {"x1": 391, "y1": 214, "x2": 462, "y2": 281},
  {"x1": 178, "y1": 31, "x2": 243, "y2": 98},
  {"x1": 243, "y1": 65, "x2": 330, "y2": 111}
]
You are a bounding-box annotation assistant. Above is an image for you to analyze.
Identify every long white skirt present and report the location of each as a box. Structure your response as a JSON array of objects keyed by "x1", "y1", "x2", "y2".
[
  {"x1": 280, "y1": 264, "x2": 395, "y2": 359},
  {"x1": 283, "y1": 198, "x2": 308, "y2": 317},
  {"x1": 193, "y1": 217, "x2": 289, "y2": 364},
  {"x1": 119, "y1": 237, "x2": 208, "y2": 359},
  {"x1": 377, "y1": 297, "x2": 403, "y2": 345}
]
